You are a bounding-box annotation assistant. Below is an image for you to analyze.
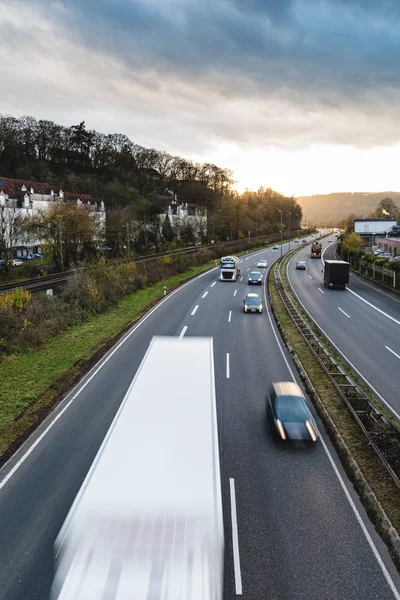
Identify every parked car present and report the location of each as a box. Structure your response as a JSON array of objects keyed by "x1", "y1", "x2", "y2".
[
  {"x1": 243, "y1": 293, "x2": 263, "y2": 313},
  {"x1": 12, "y1": 259, "x2": 23, "y2": 267},
  {"x1": 296, "y1": 260, "x2": 307, "y2": 270}
]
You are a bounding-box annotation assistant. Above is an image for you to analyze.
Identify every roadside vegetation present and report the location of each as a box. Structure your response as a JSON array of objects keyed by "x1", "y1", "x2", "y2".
[
  {"x1": 1, "y1": 237, "x2": 291, "y2": 463},
  {"x1": 269, "y1": 253, "x2": 400, "y2": 564}
]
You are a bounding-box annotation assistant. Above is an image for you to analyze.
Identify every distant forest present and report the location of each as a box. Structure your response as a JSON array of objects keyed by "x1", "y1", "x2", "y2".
[
  {"x1": 0, "y1": 114, "x2": 303, "y2": 241},
  {"x1": 298, "y1": 192, "x2": 400, "y2": 225}
]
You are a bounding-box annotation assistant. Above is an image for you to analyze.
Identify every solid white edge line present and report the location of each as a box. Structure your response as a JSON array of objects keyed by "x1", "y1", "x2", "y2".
[
  {"x1": 346, "y1": 288, "x2": 400, "y2": 326},
  {"x1": 228, "y1": 311, "x2": 232, "y2": 323},
  {"x1": 272, "y1": 257, "x2": 400, "y2": 598},
  {"x1": 226, "y1": 353, "x2": 230, "y2": 379},
  {"x1": 229, "y1": 477, "x2": 243, "y2": 595},
  {"x1": 234, "y1": 289, "x2": 237, "y2": 296},
  {"x1": 0, "y1": 264, "x2": 220, "y2": 490},
  {"x1": 385, "y1": 346, "x2": 400, "y2": 361},
  {"x1": 318, "y1": 287, "x2": 325, "y2": 294},
  {"x1": 191, "y1": 305, "x2": 199, "y2": 316},
  {"x1": 202, "y1": 291, "x2": 208, "y2": 299},
  {"x1": 286, "y1": 251, "x2": 400, "y2": 421},
  {"x1": 0, "y1": 246, "x2": 277, "y2": 490},
  {"x1": 338, "y1": 307, "x2": 351, "y2": 319},
  {"x1": 178, "y1": 326, "x2": 188, "y2": 340},
  {"x1": 318, "y1": 435, "x2": 400, "y2": 600}
]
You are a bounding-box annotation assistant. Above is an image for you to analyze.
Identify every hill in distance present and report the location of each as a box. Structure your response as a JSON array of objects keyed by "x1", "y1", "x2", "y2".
[{"x1": 297, "y1": 191, "x2": 400, "y2": 224}]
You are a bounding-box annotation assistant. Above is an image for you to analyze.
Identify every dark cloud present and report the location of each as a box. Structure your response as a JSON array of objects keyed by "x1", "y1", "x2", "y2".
[{"x1": 2, "y1": 0, "x2": 400, "y2": 153}]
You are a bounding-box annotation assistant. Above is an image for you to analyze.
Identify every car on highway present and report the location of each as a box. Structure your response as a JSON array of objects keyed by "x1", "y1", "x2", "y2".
[
  {"x1": 257, "y1": 259, "x2": 268, "y2": 268},
  {"x1": 301, "y1": 239, "x2": 307, "y2": 244},
  {"x1": 12, "y1": 259, "x2": 23, "y2": 267},
  {"x1": 266, "y1": 382, "x2": 318, "y2": 442},
  {"x1": 248, "y1": 271, "x2": 262, "y2": 285},
  {"x1": 296, "y1": 260, "x2": 307, "y2": 270},
  {"x1": 273, "y1": 245, "x2": 279, "y2": 249},
  {"x1": 294, "y1": 238, "x2": 299, "y2": 243},
  {"x1": 243, "y1": 293, "x2": 263, "y2": 313}
]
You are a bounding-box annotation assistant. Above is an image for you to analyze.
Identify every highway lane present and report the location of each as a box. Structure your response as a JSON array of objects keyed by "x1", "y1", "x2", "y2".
[
  {"x1": 186, "y1": 253, "x2": 400, "y2": 599},
  {"x1": 287, "y1": 240, "x2": 400, "y2": 419},
  {"x1": 0, "y1": 239, "x2": 399, "y2": 599}
]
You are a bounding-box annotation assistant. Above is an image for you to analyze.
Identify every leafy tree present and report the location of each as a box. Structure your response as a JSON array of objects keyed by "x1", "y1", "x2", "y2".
[
  {"x1": 161, "y1": 214, "x2": 174, "y2": 242},
  {"x1": 24, "y1": 203, "x2": 99, "y2": 269},
  {"x1": 340, "y1": 232, "x2": 366, "y2": 252},
  {"x1": 374, "y1": 198, "x2": 399, "y2": 218},
  {"x1": 179, "y1": 222, "x2": 195, "y2": 245}
]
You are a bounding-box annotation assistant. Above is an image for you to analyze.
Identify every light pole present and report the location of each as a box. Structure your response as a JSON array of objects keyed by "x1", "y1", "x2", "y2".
[
  {"x1": 248, "y1": 229, "x2": 251, "y2": 250},
  {"x1": 288, "y1": 212, "x2": 291, "y2": 252},
  {"x1": 279, "y1": 210, "x2": 283, "y2": 259}
]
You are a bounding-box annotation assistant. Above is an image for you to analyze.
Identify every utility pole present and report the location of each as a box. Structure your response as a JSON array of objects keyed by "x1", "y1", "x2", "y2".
[{"x1": 58, "y1": 222, "x2": 64, "y2": 271}]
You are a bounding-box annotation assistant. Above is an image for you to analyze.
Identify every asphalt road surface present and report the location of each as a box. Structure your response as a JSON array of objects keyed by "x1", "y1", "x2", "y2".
[
  {"x1": 0, "y1": 239, "x2": 399, "y2": 600},
  {"x1": 288, "y1": 239, "x2": 400, "y2": 420}
]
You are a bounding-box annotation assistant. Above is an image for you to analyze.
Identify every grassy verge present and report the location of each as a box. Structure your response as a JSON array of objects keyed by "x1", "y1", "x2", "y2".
[
  {"x1": 0, "y1": 260, "x2": 218, "y2": 463},
  {"x1": 0, "y1": 240, "x2": 270, "y2": 463},
  {"x1": 269, "y1": 256, "x2": 400, "y2": 565}
]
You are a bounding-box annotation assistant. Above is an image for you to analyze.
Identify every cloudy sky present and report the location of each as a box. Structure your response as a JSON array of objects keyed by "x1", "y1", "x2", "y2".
[{"x1": 1, "y1": 0, "x2": 400, "y2": 195}]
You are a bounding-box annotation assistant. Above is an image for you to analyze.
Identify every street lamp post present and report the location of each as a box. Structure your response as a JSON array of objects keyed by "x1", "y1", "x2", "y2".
[
  {"x1": 288, "y1": 212, "x2": 291, "y2": 252},
  {"x1": 279, "y1": 210, "x2": 283, "y2": 259}
]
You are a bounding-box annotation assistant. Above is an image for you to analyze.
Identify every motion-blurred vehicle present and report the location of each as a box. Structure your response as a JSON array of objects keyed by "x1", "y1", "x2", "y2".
[
  {"x1": 243, "y1": 293, "x2": 263, "y2": 313},
  {"x1": 257, "y1": 259, "x2": 268, "y2": 268},
  {"x1": 266, "y1": 381, "x2": 318, "y2": 442},
  {"x1": 296, "y1": 260, "x2": 307, "y2": 270},
  {"x1": 302, "y1": 239, "x2": 307, "y2": 244},
  {"x1": 51, "y1": 336, "x2": 224, "y2": 599},
  {"x1": 273, "y1": 245, "x2": 279, "y2": 250},
  {"x1": 248, "y1": 271, "x2": 262, "y2": 285}
]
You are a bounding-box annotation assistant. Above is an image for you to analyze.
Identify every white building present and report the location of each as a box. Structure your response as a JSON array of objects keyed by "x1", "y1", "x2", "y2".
[
  {"x1": 159, "y1": 198, "x2": 207, "y2": 237},
  {"x1": 0, "y1": 178, "x2": 106, "y2": 254}
]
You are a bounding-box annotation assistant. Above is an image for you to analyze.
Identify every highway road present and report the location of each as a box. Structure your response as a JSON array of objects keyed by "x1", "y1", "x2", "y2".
[
  {"x1": 287, "y1": 238, "x2": 400, "y2": 420},
  {"x1": 0, "y1": 239, "x2": 399, "y2": 599}
]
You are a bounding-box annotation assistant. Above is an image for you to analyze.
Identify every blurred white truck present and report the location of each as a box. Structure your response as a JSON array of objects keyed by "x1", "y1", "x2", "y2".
[{"x1": 51, "y1": 336, "x2": 224, "y2": 599}]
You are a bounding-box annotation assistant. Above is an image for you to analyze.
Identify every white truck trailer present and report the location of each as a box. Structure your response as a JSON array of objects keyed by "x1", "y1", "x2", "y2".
[
  {"x1": 219, "y1": 256, "x2": 240, "y2": 281},
  {"x1": 51, "y1": 336, "x2": 224, "y2": 600}
]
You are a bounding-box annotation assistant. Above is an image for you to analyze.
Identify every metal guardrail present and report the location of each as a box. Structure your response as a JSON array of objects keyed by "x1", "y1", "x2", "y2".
[
  {"x1": 273, "y1": 260, "x2": 400, "y2": 491},
  {"x1": 0, "y1": 236, "x2": 269, "y2": 295}
]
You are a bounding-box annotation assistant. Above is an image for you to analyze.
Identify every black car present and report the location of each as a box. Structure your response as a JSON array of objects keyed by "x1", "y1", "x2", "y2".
[
  {"x1": 243, "y1": 293, "x2": 263, "y2": 313},
  {"x1": 248, "y1": 271, "x2": 262, "y2": 285},
  {"x1": 266, "y1": 382, "x2": 318, "y2": 442}
]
